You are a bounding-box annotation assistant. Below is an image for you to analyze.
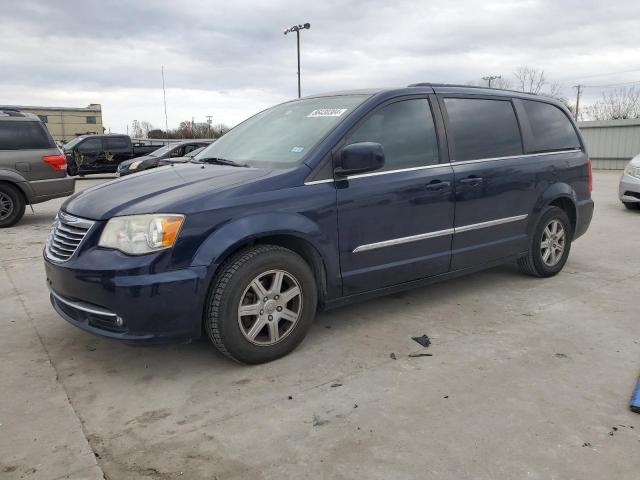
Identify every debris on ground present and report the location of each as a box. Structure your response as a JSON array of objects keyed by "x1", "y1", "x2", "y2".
[
  {"x1": 86, "y1": 345, "x2": 96, "y2": 351},
  {"x1": 411, "y1": 335, "x2": 431, "y2": 348},
  {"x1": 554, "y1": 353, "x2": 568, "y2": 358},
  {"x1": 582, "y1": 442, "x2": 592, "y2": 447},
  {"x1": 354, "y1": 404, "x2": 358, "y2": 409},
  {"x1": 443, "y1": 396, "x2": 449, "y2": 399},
  {"x1": 287, "y1": 396, "x2": 293, "y2": 400},
  {"x1": 390, "y1": 353, "x2": 396, "y2": 360},
  {"x1": 330, "y1": 383, "x2": 342, "y2": 388},
  {"x1": 312, "y1": 415, "x2": 329, "y2": 427},
  {"x1": 408, "y1": 353, "x2": 433, "y2": 358}
]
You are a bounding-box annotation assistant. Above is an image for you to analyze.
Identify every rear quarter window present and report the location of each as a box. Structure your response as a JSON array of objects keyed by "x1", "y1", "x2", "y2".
[
  {"x1": 0, "y1": 121, "x2": 55, "y2": 150},
  {"x1": 522, "y1": 100, "x2": 581, "y2": 152},
  {"x1": 444, "y1": 98, "x2": 523, "y2": 161}
]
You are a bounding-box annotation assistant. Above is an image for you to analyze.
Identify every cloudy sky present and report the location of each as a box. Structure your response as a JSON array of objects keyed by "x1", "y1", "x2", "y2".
[{"x1": 1, "y1": 0, "x2": 639, "y2": 133}]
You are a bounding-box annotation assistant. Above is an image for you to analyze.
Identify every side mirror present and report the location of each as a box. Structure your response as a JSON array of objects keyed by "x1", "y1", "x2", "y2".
[{"x1": 335, "y1": 142, "x2": 385, "y2": 176}]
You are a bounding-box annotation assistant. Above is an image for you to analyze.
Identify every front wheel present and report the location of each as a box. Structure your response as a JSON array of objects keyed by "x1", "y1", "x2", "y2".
[
  {"x1": 0, "y1": 183, "x2": 26, "y2": 228},
  {"x1": 518, "y1": 206, "x2": 572, "y2": 277},
  {"x1": 204, "y1": 245, "x2": 317, "y2": 364}
]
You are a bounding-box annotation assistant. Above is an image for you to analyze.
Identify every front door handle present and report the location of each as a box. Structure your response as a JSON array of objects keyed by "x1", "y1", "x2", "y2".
[
  {"x1": 459, "y1": 176, "x2": 483, "y2": 186},
  {"x1": 425, "y1": 180, "x2": 451, "y2": 191}
]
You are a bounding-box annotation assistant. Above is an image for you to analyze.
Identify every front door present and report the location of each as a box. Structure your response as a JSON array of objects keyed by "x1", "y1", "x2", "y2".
[{"x1": 337, "y1": 97, "x2": 455, "y2": 296}]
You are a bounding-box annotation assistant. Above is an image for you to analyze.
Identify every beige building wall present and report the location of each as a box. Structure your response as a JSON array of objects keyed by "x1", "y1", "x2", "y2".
[{"x1": 4, "y1": 104, "x2": 104, "y2": 142}]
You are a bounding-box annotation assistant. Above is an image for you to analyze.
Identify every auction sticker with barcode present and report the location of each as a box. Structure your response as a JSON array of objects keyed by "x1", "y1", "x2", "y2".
[{"x1": 307, "y1": 109, "x2": 348, "y2": 117}]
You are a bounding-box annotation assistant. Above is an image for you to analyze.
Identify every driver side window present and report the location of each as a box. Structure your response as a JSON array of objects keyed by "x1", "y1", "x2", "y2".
[
  {"x1": 346, "y1": 99, "x2": 439, "y2": 171},
  {"x1": 78, "y1": 138, "x2": 102, "y2": 153}
]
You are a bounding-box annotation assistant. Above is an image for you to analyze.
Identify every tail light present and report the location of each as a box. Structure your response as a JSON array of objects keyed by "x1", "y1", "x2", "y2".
[
  {"x1": 42, "y1": 154, "x2": 67, "y2": 171},
  {"x1": 587, "y1": 157, "x2": 593, "y2": 193}
]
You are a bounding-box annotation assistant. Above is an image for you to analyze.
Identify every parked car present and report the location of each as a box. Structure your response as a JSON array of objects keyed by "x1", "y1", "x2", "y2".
[
  {"x1": 157, "y1": 146, "x2": 207, "y2": 167},
  {"x1": 63, "y1": 134, "x2": 159, "y2": 176},
  {"x1": 116, "y1": 140, "x2": 212, "y2": 176},
  {"x1": 619, "y1": 153, "x2": 640, "y2": 210},
  {"x1": 44, "y1": 84, "x2": 593, "y2": 364},
  {"x1": 0, "y1": 109, "x2": 74, "y2": 227}
]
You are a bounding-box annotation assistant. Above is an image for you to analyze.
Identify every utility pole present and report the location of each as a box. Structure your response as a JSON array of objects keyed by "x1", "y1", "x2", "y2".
[
  {"x1": 482, "y1": 75, "x2": 501, "y2": 88},
  {"x1": 574, "y1": 84, "x2": 583, "y2": 120},
  {"x1": 206, "y1": 115, "x2": 213, "y2": 138},
  {"x1": 161, "y1": 66, "x2": 169, "y2": 138},
  {"x1": 284, "y1": 23, "x2": 311, "y2": 98}
]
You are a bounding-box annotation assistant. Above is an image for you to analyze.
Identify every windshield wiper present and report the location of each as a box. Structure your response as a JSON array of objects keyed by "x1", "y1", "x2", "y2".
[{"x1": 197, "y1": 157, "x2": 249, "y2": 168}]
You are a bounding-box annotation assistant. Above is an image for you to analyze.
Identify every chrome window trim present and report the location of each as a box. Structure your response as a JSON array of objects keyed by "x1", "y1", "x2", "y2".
[
  {"x1": 303, "y1": 178, "x2": 334, "y2": 186},
  {"x1": 49, "y1": 288, "x2": 118, "y2": 318},
  {"x1": 352, "y1": 214, "x2": 528, "y2": 253},
  {"x1": 304, "y1": 149, "x2": 582, "y2": 185},
  {"x1": 452, "y1": 149, "x2": 581, "y2": 166}
]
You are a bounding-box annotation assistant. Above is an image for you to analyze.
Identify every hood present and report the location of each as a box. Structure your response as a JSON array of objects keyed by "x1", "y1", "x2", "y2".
[{"x1": 63, "y1": 163, "x2": 272, "y2": 220}]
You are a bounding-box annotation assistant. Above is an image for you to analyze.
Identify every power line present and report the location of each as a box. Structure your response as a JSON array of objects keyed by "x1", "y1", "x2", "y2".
[
  {"x1": 559, "y1": 68, "x2": 640, "y2": 82},
  {"x1": 582, "y1": 80, "x2": 640, "y2": 88}
]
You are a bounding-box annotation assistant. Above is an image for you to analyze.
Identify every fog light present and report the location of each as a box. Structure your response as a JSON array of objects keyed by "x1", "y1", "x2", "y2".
[{"x1": 115, "y1": 316, "x2": 124, "y2": 327}]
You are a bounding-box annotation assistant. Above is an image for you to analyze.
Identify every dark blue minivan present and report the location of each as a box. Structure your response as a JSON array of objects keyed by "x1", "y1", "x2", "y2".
[{"x1": 44, "y1": 84, "x2": 593, "y2": 364}]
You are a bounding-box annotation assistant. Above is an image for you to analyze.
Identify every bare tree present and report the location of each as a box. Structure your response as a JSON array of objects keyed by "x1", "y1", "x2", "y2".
[
  {"x1": 130, "y1": 120, "x2": 143, "y2": 138},
  {"x1": 490, "y1": 77, "x2": 513, "y2": 90},
  {"x1": 139, "y1": 121, "x2": 154, "y2": 138},
  {"x1": 585, "y1": 87, "x2": 640, "y2": 120},
  {"x1": 513, "y1": 66, "x2": 547, "y2": 94}
]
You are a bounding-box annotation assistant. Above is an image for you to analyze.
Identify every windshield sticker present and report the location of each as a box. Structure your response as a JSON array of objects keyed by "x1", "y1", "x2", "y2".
[
  {"x1": 291, "y1": 146, "x2": 305, "y2": 153},
  {"x1": 307, "y1": 108, "x2": 348, "y2": 118}
]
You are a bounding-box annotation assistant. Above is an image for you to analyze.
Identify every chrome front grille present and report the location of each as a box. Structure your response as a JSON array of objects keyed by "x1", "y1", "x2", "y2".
[{"x1": 45, "y1": 212, "x2": 95, "y2": 262}]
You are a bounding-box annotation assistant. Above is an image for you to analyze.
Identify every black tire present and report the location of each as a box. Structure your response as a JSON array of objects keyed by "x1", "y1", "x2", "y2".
[
  {"x1": 67, "y1": 162, "x2": 78, "y2": 176},
  {"x1": 0, "y1": 183, "x2": 26, "y2": 228},
  {"x1": 623, "y1": 202, "x2": 640, "y2": 210},
  {"x1": 518, "y1": 206, "x2": 572, "y2": 278},
  {"x1": 204, "y1": 245, "x2": 318, "y2": 364}
]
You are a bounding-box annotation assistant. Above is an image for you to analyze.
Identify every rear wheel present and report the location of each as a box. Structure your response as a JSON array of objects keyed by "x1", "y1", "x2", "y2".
[
  {"x1": 204, "y1": 245, "x2": 317, "y2": 364},
  {"x1": 623, "y1": 202, "x2": 640, "y2": 210},
  {"x1": 0, "y1": 183, "x2": 26, "y2": 228},
  {"x1": 518, "y1": 206, "x2": 572, "y2": 277}
]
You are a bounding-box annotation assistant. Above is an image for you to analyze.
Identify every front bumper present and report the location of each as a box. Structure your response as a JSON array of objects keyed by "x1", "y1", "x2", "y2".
[
  {"x1": 619, "y1": 172, "x2": 640, "y2": 204},
  {"x1": 44, "y1": 253, "x2": 209, "y2": 343}
]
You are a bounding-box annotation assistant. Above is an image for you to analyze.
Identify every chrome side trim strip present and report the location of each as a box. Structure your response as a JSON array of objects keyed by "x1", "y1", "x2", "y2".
[
  {"x1": 309, "y1": 149, "x2": 583, "y2": 184},
  {"x1": 49, "y1": 288, "x2": 118, "y2": 318},
  {"x1": 353, "y1": 228, "x2": 454, "y2": 253},
  {"x1": 454, "y1": 214, "x2": 528, "y2": 233},
  {"x1": 352, "y1": 214, "x2": 528, "y2": 253}
]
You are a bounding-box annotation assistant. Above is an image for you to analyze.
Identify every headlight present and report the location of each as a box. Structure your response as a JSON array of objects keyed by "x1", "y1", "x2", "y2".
[
  {"x1": 625, "y1": 164, "x2": 640, "y2": 178},
  {"x1": 98, "y1": 214, "x2": 185, "y2": 255},
  {"x1": 128, "y1": 160, "x2": 143, "y2": 170}
]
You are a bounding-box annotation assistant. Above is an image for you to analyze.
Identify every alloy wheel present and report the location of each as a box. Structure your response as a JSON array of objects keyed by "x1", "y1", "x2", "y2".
[
  {"x1": 540, "y1": 219, "x2": 566, "y2": 267},
  {"x1": 0, "y1": 192, "x2": 14, "y2": 220},
  {"x1": 237, "y1": 269, "x2": 303, "y2": 346}
]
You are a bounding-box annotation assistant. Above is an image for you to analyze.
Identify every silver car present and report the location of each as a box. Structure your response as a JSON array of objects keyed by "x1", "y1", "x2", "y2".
[{"x1": 620, "y1": 153, "x2": 640, "y2": 210}]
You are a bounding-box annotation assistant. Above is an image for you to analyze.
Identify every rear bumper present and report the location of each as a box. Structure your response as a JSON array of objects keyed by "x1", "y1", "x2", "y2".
[
  {"x1": 44, "y1": 254, "x2": 209, "y2": 343},
  {"x1": 574, "y1": 198, "x2": 594, "y2": 240},
  {"x1": 20, "y1": 177, "x2": 75, "y2": 204},
  {"x1": 619, "y1": 172, "x2": 640, "y2": 203}
]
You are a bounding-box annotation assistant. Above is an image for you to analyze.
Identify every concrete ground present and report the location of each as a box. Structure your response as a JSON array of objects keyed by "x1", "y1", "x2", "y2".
[{"x1": 1, "y1": 171, "x2": 639, "y2": 480}]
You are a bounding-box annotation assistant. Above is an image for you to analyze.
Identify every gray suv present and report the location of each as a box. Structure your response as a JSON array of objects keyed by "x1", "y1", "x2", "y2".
[{"x1": 0, "y1": 109, "x2": 74, "y2": 227}]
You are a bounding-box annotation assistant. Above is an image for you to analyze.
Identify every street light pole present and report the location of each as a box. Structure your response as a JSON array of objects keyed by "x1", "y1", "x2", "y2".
[
  {"x1": 482, "y1": 75, "x2": 501, "y2": 88},
  {"x1": 284, "y1": 23, "x2": 311, "y2": 98}
]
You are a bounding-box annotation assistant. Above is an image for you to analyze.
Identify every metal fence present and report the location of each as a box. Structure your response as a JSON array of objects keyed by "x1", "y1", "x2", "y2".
[{"x1": 578, "y1": 118, "x2": 640, "y2": 170}]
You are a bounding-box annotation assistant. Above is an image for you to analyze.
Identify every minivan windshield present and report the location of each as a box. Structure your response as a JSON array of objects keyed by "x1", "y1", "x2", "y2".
[{"x1": 194, "y1": 95, "x2": 370, "y2": 168}]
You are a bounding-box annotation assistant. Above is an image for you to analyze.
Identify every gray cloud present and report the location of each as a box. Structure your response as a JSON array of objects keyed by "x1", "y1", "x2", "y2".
[{"x1": 1, "y1": 0, "x2": 638, "y2": 131}]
